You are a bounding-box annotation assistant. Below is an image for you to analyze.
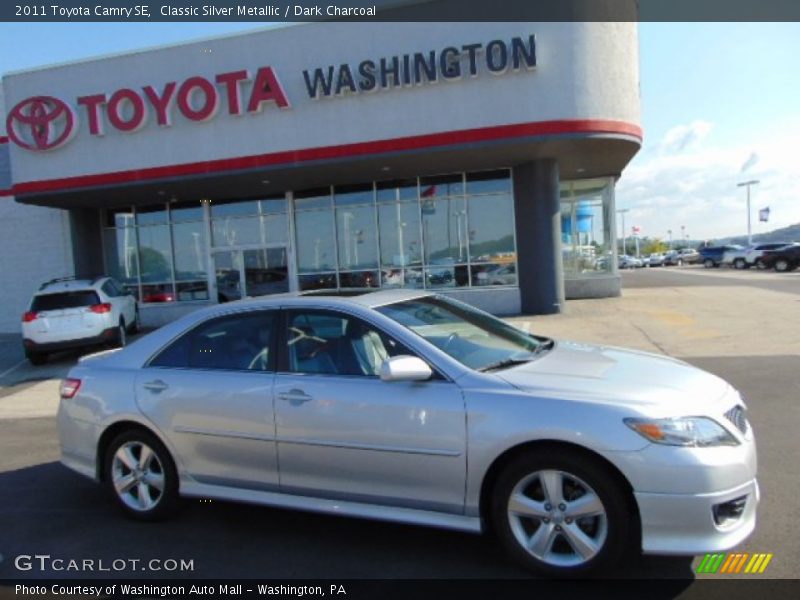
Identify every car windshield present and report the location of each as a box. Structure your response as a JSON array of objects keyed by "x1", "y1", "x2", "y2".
[{"x1": 376, "y1": 295, "x2": 549, "y2": 371}]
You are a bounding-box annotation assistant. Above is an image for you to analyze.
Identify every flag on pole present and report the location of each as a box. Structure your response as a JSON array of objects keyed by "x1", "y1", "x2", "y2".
[
  {"x1": 631, "y1": 225, "x2": 641, "y2": 237},
  {"x1": 759, "y1": 207, "x2": 770, "y2": 222}
]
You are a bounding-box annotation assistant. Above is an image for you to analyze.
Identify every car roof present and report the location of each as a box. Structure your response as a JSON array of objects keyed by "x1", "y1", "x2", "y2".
[
  {"x1": 36, "y1": 277, "x2": 108, "y2": 294},
  {"x1": 216, "y1": 288, "x2": 434, "y2": 312}
]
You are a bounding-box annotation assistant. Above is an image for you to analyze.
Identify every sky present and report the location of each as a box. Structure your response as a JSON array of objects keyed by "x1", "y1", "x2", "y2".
[{"x1": 1, "y1": 21, "x2": 799, "y2": 242}]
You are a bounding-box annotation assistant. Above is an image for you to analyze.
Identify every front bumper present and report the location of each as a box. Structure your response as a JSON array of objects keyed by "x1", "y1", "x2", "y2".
[{"x1": 637, "y1": 478, "x2": 759, "y2": 555}]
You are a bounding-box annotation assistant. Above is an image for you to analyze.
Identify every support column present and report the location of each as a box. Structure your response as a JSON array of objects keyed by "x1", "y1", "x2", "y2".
[
  {"x1": 512, "y1": 159, "x2": 565, "y2": 314},
  {"x1": 69, "y1": 208, "x2": 104, "y2": 278}
]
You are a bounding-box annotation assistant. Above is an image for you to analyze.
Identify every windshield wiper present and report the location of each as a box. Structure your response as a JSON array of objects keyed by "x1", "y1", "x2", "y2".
[{"x1": 478, "y1": 356, "x2": 535, "y2": 372}]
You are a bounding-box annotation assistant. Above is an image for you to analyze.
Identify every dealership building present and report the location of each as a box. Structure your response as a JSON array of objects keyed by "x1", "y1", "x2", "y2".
[{"x1": 0, "y1": 21, "x2": 641, "y2": 331}]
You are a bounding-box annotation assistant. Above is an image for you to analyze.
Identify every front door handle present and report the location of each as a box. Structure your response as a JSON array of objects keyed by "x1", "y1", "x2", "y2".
[
  {"x1": 277, "y1": 389, "x2": 313, "y2": 406},
  {"x1": 143, "y1": 379, "x2": 169, "y2": 393}
]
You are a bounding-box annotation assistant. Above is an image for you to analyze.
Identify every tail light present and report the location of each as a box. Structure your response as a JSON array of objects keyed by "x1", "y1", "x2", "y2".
[
  {"x1": 88, "y1": 303, "x2": 112, "y2": 314},
  {"x1": 60, "y1": 378, "x2": 82, "y2": 400},
  {"x1": 22, "y1": 311, "x2": 38, "y2": 323}
]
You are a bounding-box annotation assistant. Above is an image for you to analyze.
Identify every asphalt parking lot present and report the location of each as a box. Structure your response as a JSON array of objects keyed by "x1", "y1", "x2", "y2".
[{"x1": 0, "y1": 265, "x2": 798, "y2": 584}]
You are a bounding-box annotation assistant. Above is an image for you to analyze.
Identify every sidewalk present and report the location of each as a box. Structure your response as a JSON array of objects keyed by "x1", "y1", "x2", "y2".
[{"x1": 1, "y1": 281, "x2": 797, "y2": 421}]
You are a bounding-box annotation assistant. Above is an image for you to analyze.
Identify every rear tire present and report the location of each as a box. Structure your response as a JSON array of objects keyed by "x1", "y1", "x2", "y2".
[
  {"x1": 25, "y1": 351, "x2": 47, "y2": 366},
  {"x1": 755, "y1": 258, "x2": 767, "y2": 270},
  {"x1": 490, "y1": 449, "x2": 634, "y2": 577},
  {"x1": 734, "y1": 258, "x2": 747, "y2": 270},
  {"x1": 115, "y1": 321, "x2": 127, "y2": 347},
  {"x1": 774, "y1": 259, "x2": 791, "y2": 272},
  {"x1": 104, "y1": 429, "x2": 180, "y2": 521},
  {"x1": 703, "y1": 258, "x2": 715, "y2": 268}
]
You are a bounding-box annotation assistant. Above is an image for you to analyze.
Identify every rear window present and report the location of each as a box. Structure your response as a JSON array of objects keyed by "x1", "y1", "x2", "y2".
[{"x1": 31, "y1": 291, "x2": 100, "y2": 312}]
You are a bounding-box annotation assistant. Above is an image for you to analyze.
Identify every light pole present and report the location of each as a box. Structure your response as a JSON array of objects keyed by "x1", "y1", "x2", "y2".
[
  {"x1": 680, "y1": 225, "x2": 685, "y2": 247},
  {"x1": 737, "y1": 180, "x2": 760, "y2": 245},
  {"x1": 617, "y1": 208, "x2": 630, "y2": 256},
  {"x1": 667, "y1": 229, "x2": 672, "y2": 250}
]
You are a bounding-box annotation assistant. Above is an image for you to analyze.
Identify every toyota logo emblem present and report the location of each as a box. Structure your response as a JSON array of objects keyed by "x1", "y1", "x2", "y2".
[{"x1": 6, "y1": 96, "x2": 77, "y2": 151}]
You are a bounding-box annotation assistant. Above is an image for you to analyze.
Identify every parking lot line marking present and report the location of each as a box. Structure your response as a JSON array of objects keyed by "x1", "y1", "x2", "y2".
[{"x1": 0, "y1": 359, "x2": 27, "y2": 381}]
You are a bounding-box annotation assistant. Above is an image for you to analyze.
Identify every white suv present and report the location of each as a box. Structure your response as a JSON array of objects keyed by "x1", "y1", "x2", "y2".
[{"x1": 22, "y1": 277, "x2": 139, "y2": 365}]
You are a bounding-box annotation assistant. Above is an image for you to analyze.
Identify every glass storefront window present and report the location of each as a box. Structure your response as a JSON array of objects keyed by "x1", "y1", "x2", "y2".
[
  {"x1": 419, "y1": 173, "x2": 464, "y2": 198},
  {"x1": 334, "y1": 184, "x2": 374, "y2": 206},
  {"x1": 336, "y1": 205, "x2": 378, "y2": 271},
  {"x1": 295, "y1": 209, "x2": 336, "y2": 273},
  {"x1": 295, "y1": 187, "x2": 332, "y2": 211},
  {"x1": 210, "y1": 197, "x2": 286, "y2": 218},
  {"x1": 212, "y1": 213, "x2": 287, "y2": 247},
  {"x1": 378, "y1": 201, "x2": 422, "y2": 267},
  {"x1": 172, "y1": 221, "x2": 207, "y2": 281},
  {"x1": 137, "y1": 225, "x2": 173, "y2": 283},
  {"x1": 560, "y1": 178, "x2": 615, "y2": 277},
  {"x1": 376, "y1": 179, "x2": 418, "y2": 203},
  {"x1": 468, "y1": 193, "x2": 515, "y2": 262},
  {"x1": 299, "y1": 273, "x2": 337, "y2": 291},
  {"x1": 339, "y1": 270, "x2": 379, "y2": 288},
  {"x1": 103, "y1": 228, "x2": 139, "y2": 288},
  {"x1": 422, "y1": 196, "x2": 469, "y2": 265},
  {"x1": 136, "y1": 205, "x2": 167, "y2": 225},
  {"x1": 466, "y1": 170, "x2": 512, "y2": 195},
  {"x1": 169, "y1": 201, "x2": 204, "y2": 223}
]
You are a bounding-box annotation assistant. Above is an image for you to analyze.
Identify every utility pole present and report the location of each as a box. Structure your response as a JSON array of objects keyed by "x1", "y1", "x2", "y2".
[
  {"x1": 737, "y1": 180, "x2": 760, "y2": 245},
  {"x1": 617, "y1": 208, "x2": 630, "y2": 256}
]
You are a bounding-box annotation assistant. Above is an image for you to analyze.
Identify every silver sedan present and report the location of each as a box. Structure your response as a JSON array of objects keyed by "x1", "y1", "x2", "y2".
[{"x1": 57, "y1": 290, "x2": 758, "y2": 576}]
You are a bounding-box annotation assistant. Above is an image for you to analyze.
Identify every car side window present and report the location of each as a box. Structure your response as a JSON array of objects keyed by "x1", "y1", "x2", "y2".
[
  {"x1": 151, "y1": 311, "x2": 276, "y2": 371},
  {"x1": 101, "y1": 281, "x2": 117, "y2": 297},
  {"x1": 285, "y1": 310, "x2": 408, "y2": 377}
]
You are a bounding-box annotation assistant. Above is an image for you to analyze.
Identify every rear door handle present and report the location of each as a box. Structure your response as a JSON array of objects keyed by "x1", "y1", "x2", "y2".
[
  {"x1": 277, "y1": 389, "x2": 313, "y2": 405},
  {"x1": 143, "y1": 380, "x2": 169, "y2": 393}
]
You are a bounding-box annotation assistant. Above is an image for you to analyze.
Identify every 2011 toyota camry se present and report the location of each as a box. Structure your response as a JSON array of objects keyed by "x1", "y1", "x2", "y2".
[{"x1": 57, "y1": 290, "x2": 758, "y2": 576}]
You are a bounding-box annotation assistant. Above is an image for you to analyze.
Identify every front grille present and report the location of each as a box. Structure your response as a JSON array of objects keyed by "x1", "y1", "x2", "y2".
[{"x1": 724, "y1": 405, "x2": 749, "y2": 435}]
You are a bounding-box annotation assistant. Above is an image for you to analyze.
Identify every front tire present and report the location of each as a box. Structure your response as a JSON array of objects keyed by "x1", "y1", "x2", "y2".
[
  {"x1": 104, "y1": 430, "x2": 179, "y2": 521},
  {"x1": 703, "y1": 258, "x2": 715, "y2": 268},
  {"x1": 490, "y1": 450, "x2": 634, "y2": 576},
  {"x1": 734, "y1": 258, "x2": 747, "y2": 270}
]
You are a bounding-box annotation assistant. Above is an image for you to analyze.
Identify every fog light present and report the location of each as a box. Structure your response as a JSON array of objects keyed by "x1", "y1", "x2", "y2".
[{"x1": 713, "y1": 495, "x2": 747, "y2": 527}]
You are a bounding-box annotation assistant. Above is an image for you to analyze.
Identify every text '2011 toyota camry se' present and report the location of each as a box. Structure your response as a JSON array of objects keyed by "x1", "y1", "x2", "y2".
[{"x1": 57, "y1": 290, "x2": 757, "y2": 576}]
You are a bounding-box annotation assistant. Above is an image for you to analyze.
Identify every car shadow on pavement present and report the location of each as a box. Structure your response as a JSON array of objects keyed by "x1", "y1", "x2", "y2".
[{"x1": 0, "y1": 461, "x2": 695, "y2": 582}]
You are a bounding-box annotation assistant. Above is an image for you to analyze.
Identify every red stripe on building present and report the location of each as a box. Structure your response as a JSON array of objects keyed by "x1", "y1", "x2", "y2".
[{"x1": 12, "y1": 119, "x2": 642, "y2": 195}]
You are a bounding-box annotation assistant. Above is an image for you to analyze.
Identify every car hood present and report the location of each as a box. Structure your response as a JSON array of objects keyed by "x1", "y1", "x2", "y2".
[{"x1": 496, "y1": 341, "x2": 732, "y2": 414}]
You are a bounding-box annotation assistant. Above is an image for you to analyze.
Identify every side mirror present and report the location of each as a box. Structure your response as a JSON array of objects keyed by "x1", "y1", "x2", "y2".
[{"x1": 380, "y1": 355, "x2": 433, "y2": 382}]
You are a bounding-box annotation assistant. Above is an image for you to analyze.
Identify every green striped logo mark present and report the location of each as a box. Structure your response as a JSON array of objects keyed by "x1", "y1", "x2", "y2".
[{"x1": 697, "y1": 553, "x2": 726, "y2": 574}]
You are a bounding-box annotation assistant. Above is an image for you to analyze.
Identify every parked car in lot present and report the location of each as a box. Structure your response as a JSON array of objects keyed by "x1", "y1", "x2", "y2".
[
  {"x1": 648, "y1": 253, "x2": 665, "y2": 267},
  {"x1": 22, "y1": 277, "x2": 138, "y2": 365},
  {"x1": 662, "y1": 251, "x2": 685, "y2": 266},
  {"x1": 759, "y1": 244, "x2": 800, "y2": 272},
  {"x1": 698, "y1": 245, "x2": 743, "y2": 268},
  {"x1": 723, "y1": 242, "x2": 794, "y2": 270},
  {"x1": 58, "y1": 290, "x2": 758, "y2": 576},
  {"x1": 677, "y1": 248, "x2": 700, "y2": 264},
  {"x1": 618, "y1": 255, "x2": 642, "y2": 269}
]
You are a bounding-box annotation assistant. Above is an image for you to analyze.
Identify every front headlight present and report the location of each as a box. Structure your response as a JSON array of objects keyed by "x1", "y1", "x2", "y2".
[{"x1": 624, "y1": 417, "x2": 739, "y2": 447}]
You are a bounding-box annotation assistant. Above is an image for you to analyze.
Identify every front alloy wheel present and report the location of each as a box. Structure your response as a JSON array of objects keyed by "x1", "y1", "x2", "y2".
[
  {"x1": 105, "y1": 431, "x2": 179, "y2": 520},
  {"x1": 775, "y1": 259, "x2": 790, "y2": 272},
  {"x1": 492, "y1": 451, "x2": 633, "y2": 576}
]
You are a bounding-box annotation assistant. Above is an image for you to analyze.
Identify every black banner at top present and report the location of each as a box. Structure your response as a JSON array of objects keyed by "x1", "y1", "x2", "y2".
[{"x1": 2, "y1": 0, "x2": 800, "y2": 22}]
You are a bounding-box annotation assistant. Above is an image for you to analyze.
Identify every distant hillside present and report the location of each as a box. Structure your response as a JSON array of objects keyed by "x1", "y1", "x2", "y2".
[{"x1": 717, "y1": 222, "x2": 800, "y2": 246}]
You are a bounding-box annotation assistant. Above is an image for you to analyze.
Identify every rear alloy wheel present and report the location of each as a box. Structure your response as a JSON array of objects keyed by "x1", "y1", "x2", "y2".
[
  {"x1": 491, "y1": 450, "x2": 633, "y2": 576},
  {"x1": 774, "y1": 259, "x2": 791, "y2": 272},
  {"x1": 105, "y1": 430, "x2": 179, "y2": 521},
  {"x1": 703, "y1": 258, "x2": 715, "y2": 268},
  {"x1": 755, "y1": 258, "x2": 767, "y2": 270},
  {"x1": 734, "y1": 258, "x2": 747, "y2": 270}
]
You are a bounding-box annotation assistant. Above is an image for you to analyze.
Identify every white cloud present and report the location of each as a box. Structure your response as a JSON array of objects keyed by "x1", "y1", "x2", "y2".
[
  {"x1": 659, "y1": 120, "x2": 713, "y2": 154},
  {"x1": 617, "y1": 120, "x2": 800, "y2": 241}
]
